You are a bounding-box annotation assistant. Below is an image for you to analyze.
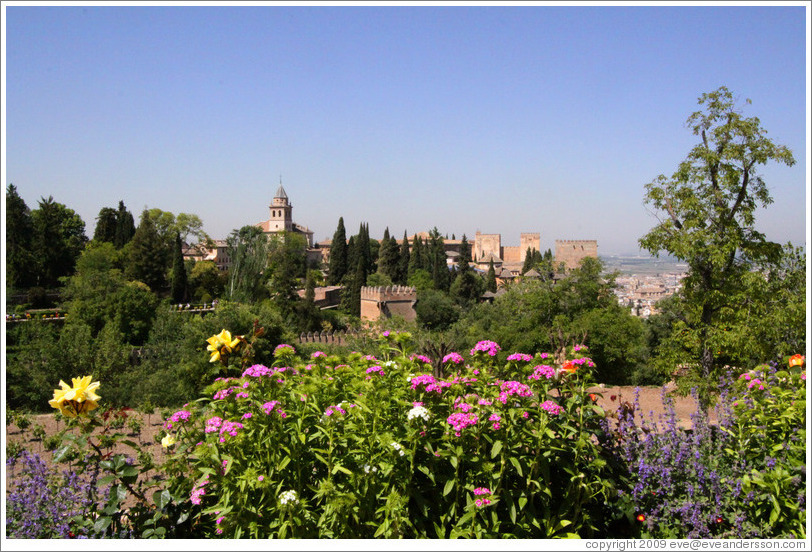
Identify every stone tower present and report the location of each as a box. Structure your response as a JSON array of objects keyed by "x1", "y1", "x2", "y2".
[{"x1": 267, "y1": 181, "x2": 293, "y2": 233}]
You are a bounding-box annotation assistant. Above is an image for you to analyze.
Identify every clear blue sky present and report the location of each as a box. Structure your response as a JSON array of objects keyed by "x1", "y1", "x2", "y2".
[{"x1": 3, "y1": 3, "x2": 809, "y2": 255}]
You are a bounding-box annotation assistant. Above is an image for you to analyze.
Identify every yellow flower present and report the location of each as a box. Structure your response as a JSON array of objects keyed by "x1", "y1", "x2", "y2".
[
  {"x1": 161, "y1": 434, "x2": 176, "y2": 449},
  {"x1": 789, "y1": 354, "x2": 805, "y2": 368},
  {"x1": 48, "y1": 375, "x2": 101, "y2": 418},
  {"x1": 206, "y1": 329, "x2": 243, "y2": 363}
]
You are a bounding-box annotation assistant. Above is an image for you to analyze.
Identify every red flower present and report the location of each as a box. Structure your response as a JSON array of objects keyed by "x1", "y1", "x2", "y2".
[
  {"x1": 589, "y1": 393, "x2": 598, "y2": 402},
  {"x1": 789, "y1": 354, "x2": 805, "y2": 368},
  {"x1": 716, "y1": 517, "x2": 723, "y2": 524},
  {"x1": 560, "y1": 361, "x2": 576, "y2": 374},
  {"x1": 636, "y1": 514, "x2": 646, "y2": 522}
]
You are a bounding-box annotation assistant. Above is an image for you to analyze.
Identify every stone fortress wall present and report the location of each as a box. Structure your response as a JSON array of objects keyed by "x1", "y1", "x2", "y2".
[
  {"x1": 554, "y1": 239, "x2": 598, "y2": 270},
  {"x1": 360, "y1": 286, "x2": 418, "y2": 323}
]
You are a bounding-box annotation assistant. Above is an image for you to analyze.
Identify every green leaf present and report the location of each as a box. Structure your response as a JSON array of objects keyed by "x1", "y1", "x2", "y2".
[
  {"x1": 491, "y1": 440, "x2": 503, "y2": 459},
  {"x1": 94, "y1": 515, "x2": 112, "y2": 534},
  {"x1": 509, "y1": 456, "x2": 523, "y2": 476},
  {"x1": 443, "y1": 479, "x2": 455, "y2": 496},
  {"x1": 52, "y1": 444, "x2": 73, "y2": 463}
]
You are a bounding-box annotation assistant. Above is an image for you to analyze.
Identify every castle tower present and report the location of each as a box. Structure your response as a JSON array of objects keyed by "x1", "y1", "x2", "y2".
[{"x1": 267, "y1": 180, "x2": 293, "y2": 232}]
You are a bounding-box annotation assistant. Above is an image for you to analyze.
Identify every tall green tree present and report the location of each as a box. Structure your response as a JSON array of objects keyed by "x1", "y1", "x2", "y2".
[
  {"x1": 485, "y1": 259, "x2": 497, "y2": 293},
  {"x1": 31, "y1": 196, "x2": 88, "y2": 288},
  {"x1": 266, "y1": 232, "x2": 307, "y2": 322},
  {"x1": 450, "y1": 234, "x2": 482, "y2": 306},
  {"x1": 94, "y1": 207, "x2": 119, "y2": 244},
  {"x1": 226, "y1": 225, "x2": 270, "y2": 303},
  {"x1": 377, "y1": 227, "x2": 400, "y2": 282},
  {"x1": 114, "y1": 201, "x2": 136, "y2": 249},
  {"x1": 397, "y1": 231, "x2": 411, "y2": 285},
  {"x1": 126, "y1": 210, "x2": 168, "y2": 292},
  {"x1": 5, "y1": 184, "x2": 36, "y2": 289},
  {"x1": 408, "y1": 235, "x2": 425, "y2": 275},
  {"x1": 639, "y1": 86, "x2": 796, "y2": 403},
  {"x1": 428, "y1": 228, "x2": 449, "y2": 292},
  {"x1": 171, "y1": 232, "x2": 188, "y2": 303},
  {"x1": 328, "y1": 217, "x2": 348, "y2": 285}
]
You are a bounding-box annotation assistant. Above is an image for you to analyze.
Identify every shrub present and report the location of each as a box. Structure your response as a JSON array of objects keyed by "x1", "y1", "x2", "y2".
[{"x1": 612, "y1": 355, "x2": 806, "y2": 538}]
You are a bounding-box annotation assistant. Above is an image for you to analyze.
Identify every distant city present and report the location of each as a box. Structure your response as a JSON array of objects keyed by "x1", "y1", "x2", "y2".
[{"x1": 601, "y1": 254, "x2": 688, "y2": 318}]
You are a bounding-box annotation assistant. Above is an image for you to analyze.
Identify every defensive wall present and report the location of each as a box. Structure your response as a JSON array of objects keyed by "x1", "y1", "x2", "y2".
[
  {"x1": 360, "y1": 285, "x2": 418, "y2": 323},
  {"x1": 554, "y1": 239, "x2": 598, "y2": 270}
]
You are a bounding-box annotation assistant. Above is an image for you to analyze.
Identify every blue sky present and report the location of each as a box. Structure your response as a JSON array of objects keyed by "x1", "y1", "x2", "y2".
[{"x1": 3, "y1": 3, "x2": 809, "y2": 255}]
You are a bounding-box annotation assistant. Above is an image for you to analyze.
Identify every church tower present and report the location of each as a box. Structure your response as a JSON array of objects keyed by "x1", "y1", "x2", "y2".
[{"x1": 267, "y1": 180, "x2": 293, "y2": 232}]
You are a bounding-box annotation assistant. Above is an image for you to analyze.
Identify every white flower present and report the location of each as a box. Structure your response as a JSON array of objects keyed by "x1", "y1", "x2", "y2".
[
  {"x1": 407, "y1": 405, "x2": 430, "y2": 422},
  {"x1": 279, "y1": 489, "x2": 299, "y2": 505},
  {"x1": 363, "y1": 464, "x2": 378, "y2": 474},
  {"x1": 391, "y1": 441, "x2": 405, "y2": 456}
]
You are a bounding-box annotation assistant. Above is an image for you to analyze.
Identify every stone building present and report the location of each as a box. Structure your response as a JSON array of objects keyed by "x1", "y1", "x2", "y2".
[
  {"x1": 256, "y1": 182, "x2": 315, "y2": 248},
  {"x1": 554, "y1": 240, "x2": 598, "y2": 270},
  {"x1": 360, "y1": 285, "x2": 417, "y2": 323}
]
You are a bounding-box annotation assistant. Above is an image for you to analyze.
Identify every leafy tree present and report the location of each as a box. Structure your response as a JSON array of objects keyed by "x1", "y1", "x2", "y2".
[
  {"x1": 171, "y1": 232, "x2": 188, "y2": 303},
  {"x1": 266, "y1": 232, "x2": 308, "y2": 323},
  {"x1": 639, "y1": 86, "x2": 796, "y2": 404},
  {"x1": 226, "y1": 225, "x2": 270, "y2": 303},
  {"x1": 407, "y1": 268, "x2": 435, "y2": 292},
  {"x1": 327, "y1": 217, "x2": 348, "y2": 285},
  {"x1": 297, "y1": 268, "x2": 321, "y2": 332},
  {"x1": 114, "y1": 201, "x2": 136, "y2": 249},
  {"x1": 189, "y1": 260, "x2": 225, "y2": 302},
  {"x1": 126, "y1": 210, "x2": 168, "y2": 292},
  {"x1": 93, "y1": 207, "x2": 119, "y2": 244},
  {"x1": 415, "y1": 289, "x2": 459, "y2": 331},
  {"x1": 30, "y1": 196, "x2": 88, "y2": 288},
  {"x1": 5, "y1": 184, "x2": 36, "y2": 289},
  {"x1": 146, "y1": 208, "x2": 209, "y2": 248}
]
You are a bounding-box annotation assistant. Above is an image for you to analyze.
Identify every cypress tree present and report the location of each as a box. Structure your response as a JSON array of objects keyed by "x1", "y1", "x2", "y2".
[
  {"x1": 171, "y1": 232, "x2": 188, "y2": 303},
  {"x1": 94, "y1": 207, "x2": 118, "y2": 243},
  {"x1": 378, "y1": 227, "x2": 400, "y2": 282},
  {"x1": 6, "y1": 184, "x2": 36, "y2": 289},
  {"x1": 114, "y1": 201, "x2": 136, "y2": 249},
  {"x1": 522, "y1": 247, "x2": 536, "y2": 274},
  {"x1": 126, "y1": 210, "x2": 167, "y2": 292},
  {"x1": 397, "y1": 231, "x2": 410, "y2": 285},
  {"x1": 328, "y1": 217, "x2": 348, "y2": 285},
  {"x1": 408, "y1": 235, "x2": 423, "y2": 275},
  {"x1": 486, "y1": 259, "x2": 497, "y2": 292}
]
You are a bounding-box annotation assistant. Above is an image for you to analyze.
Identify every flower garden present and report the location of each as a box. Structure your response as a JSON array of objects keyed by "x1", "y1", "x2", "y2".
[{"x1": 5, "y1": 329, "x2": 807, "y2": 540}]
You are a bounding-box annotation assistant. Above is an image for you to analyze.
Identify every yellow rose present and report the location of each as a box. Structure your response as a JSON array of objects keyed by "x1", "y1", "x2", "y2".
[
  {"x1": 48, "y1": 375, "x2": 101, "y2": 418},
  {"x1": 206, "y1": 329, "x2": 243, "y2": 363},
  {"x1": 161, "y1": 434, "x2": 176, "y2": 449}
]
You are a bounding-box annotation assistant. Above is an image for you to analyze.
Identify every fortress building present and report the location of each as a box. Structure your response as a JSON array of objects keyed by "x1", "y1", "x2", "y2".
[
  {"x1": 360, "y1": 286, "x2": 418, "y2": 323},
  {"x1": 554, "y1": 239, "x2": 598, "y2": 270},
  {"x1": 256, "y1": 182, "x2": 315, "y2": 248}
]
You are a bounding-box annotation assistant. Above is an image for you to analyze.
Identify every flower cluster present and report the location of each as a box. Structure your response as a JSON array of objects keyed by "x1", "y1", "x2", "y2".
[
  {"x1": 407, "y1": 404, "x2": 430, "y2": 422},
  {"x1": 164, "y1": 409, "x2": 192, "y2": 430},
  {"x1": 473, "y1": 487, "x2": 493, "y2": 508},
  {"x1": 391, "y1": 442, "x2": 405, "y2": 456},
  {"x1": 410, "y1": 354, "x2": 432, "y2": 365},
  {"x1": 507, "y1": 353, "x2": 533, "y2": 362},
  {"x1": 443, "y1": 352, "x2": 464, "y2": 365},
  {"x1": 279, "y1": 489, "x2": 298, "y2": 506},
  {"x1": 262, "y1": 401, "x2": 287, "y2": 417},
  {"x1": 273, "y1": 343, "x2": 296, "y2": 357},
  {"x1": 528, "y1": 364, "x2": 556, "y2": 381},
  {"x1": 324, "y1": 402, "x2": 357, "y2": 417},
  {"x1": 540, "y1": 400, "x2": 563, "y2": 416},
  {"x1": 365, "y1": 365, "x2": 385, "y2": 376},
  {"x1": 311, "y1": 351, "x2": 326, "y2": 359},
  {"x1": 447, "y1": 411, "x2": 479, "y2": 436},
  {"x1": 495, "y1": 380, "x2": 534, "y2": 404},
  {"x1": 190, "y1": 476, "x2": 210, "y2": 505},
  {"x1": 470, "y1": 340, "x2": 501, "y2": 357}
]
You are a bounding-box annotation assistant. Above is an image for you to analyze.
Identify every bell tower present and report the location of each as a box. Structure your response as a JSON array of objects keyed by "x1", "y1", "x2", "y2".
[{"x1": 268, "y1": 178, "x2": 293, "y2": 232}]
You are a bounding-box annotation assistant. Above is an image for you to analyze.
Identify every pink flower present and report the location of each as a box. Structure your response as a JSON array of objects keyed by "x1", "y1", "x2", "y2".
[
  {"x1": 540, "y1": 400, "x2": 563, "y2": 416},
  {"x1": 443, "y1": 352, "x2": 464, "y2": 365},
  {"x1": 507, "y1": 353, "x2": 533, "y2": 362},
  {"x1": 473, "y1": 487, "x2": 491, "y2": 495},
  {"x1": 470, "y1": 340, "x2": 501, "y2": 357},
  {"x1": 242, "y1": 412, "x2": 252, "y2": 419},
  {"x1": 258, "y1": 475, "x2": 264, "y2": 482}
]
